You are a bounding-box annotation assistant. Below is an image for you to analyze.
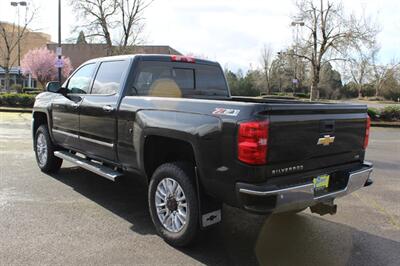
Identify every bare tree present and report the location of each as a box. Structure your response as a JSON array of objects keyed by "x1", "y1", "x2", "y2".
[
  {"x1": 372, "y1": 53, "x2": 399, "y2": 97},
  {"x1": 292, "y1": 0, "x2": 378, "y2": 100},
  {"x1": 259, "y1": 44, "x2": 274, "y2": 95},
  {"x1": 0, "y1": 8, "x2": 36, "y2": 91},
  {"x1": 117, "y1": 0, "x2": 152, "y2": 51},
  {"x1": 345, "y1": 45, "x2": 376, "y2": 98},
  {"x1": 70, "y1": 0, "x2": 153, "y2": 55},
  {"x1": 70, "y1": 0, "x2": 118, "y2": 53}
]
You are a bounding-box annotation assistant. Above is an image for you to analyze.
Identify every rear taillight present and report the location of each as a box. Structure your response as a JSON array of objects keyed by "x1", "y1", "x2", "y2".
[
  {"x1": 363, "y1": 116, "x2": 371, "y2": 149},
  {"x1": 171, "y1": 55, "x2": 195, "y2": 63},
  {"x1": 238, "y1": 120, "x2": 269, "y2": 165}
]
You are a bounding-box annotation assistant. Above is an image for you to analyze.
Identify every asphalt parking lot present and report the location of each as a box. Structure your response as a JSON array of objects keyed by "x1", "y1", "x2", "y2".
[{"x1": 0, "y1": 112, "x2": 399, "y2": 266}]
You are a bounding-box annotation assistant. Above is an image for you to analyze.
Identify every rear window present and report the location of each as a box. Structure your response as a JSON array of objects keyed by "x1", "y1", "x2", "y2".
[
  {"x1": 130, "y1": 61, "x2": 228, "y2": 97},
  {"x1": 173, "y1": 68, "x2": 194, "y2": 89},
  {"x1": 196, "y1": 65, "x2": 227, "y2": 95}
]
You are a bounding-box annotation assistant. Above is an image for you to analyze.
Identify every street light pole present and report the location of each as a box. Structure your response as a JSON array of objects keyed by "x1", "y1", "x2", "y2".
[
  {"x1": 10, "y1": 1, "x2": 27, "y2": 86},
  {"x1": 290, "y1": 21, "x2": 304, "y2": 94},
  {"x1": 58, "y1": 0, "x2": 62, "y2": 84}
]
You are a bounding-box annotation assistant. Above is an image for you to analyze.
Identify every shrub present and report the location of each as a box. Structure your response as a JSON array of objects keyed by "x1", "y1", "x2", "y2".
[
  {"x1": 367, "y1": 96, "x2": 385, "y2": 101},
  {"x1": 0, "y1": 93, "x2": 36, "y2": 108},
  {"x1": 362, "y1": 84, "x2": 375, "y2": 97},
  {"x1": 382, "y1": 86, "x2": 400, "y2": 102},
  {"x1": 367, "y1": 107, "x2": 380, "y2": 120},
  {"x1": 294, "y1": 92, "x2": 310, "y2": 99},
  {"x1": 22, "y1": 87, "x2": 41, "y2": 94},
  {"x1": 380, "y1": 105, "x2": 400, "y2": 121}
]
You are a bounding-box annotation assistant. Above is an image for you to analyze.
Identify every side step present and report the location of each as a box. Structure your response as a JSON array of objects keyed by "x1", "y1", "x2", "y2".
[{"x1": 54, "y1": 151, "x2": 123, "y2": 181}]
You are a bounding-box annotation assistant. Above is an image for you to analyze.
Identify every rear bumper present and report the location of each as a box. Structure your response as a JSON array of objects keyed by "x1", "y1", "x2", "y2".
[{"x1": 236, "y1": 162, "x2": 373, "y2": 214}]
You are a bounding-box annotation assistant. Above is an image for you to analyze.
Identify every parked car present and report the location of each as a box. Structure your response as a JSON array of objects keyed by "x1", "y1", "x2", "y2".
[{"x1": 32, "y1": 54, "x2": 373, "y2": 246}]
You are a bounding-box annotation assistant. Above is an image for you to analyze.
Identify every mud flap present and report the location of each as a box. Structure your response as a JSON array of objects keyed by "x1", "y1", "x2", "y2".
[{"x1": 194, "y1": 167, "x2": 222, "y2": 229}]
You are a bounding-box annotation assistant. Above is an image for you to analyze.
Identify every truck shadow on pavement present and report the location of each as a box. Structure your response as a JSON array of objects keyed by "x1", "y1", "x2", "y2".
[{"x1": 50, "y1": 166, "x2": 400, "y2": 266}]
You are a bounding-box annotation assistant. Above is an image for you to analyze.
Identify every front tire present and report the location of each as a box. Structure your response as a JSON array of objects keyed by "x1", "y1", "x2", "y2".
[
  {"x1": 148, "y1": 162, "x2": 199, "y2": 247},
  {"x1": 34, "y1": 125, "x2": 62, "y2": 173}
]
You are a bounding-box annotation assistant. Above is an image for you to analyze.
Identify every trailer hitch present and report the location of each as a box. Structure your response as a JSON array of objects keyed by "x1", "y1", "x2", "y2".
[{"x1": 310, "y1": 200, "x2": 337, "y2": 216}]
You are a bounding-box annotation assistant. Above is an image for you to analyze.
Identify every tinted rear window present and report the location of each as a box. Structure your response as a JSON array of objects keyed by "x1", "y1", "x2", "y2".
[
  {"x1": 196, "y1": 65, "x2": 227, "y2": 95},
  {"x1": 173, "y1": 68, "x2": 194, "y2": 89},
  {"x1": 130, "y1": 61, "x2": 228, "y2": 97}
]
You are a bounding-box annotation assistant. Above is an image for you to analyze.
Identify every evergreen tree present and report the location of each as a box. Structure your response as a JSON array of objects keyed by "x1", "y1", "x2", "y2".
[{"x1": 76, "y1": 31, "x2": 88, "y2": 44}]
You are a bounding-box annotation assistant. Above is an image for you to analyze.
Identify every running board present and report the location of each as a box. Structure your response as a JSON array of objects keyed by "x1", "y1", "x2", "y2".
[{"x1": 54, "y1": 151, "x2": 123, "y2": 181}]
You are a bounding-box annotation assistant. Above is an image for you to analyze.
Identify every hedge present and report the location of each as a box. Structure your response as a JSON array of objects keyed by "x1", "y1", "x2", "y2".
[
  {"x1": 381, "y1": 106, "x2": 400, "y2": 121},
  {"x1": 367, "y1": 107, "x2": 380, "y2": 120},
  {"x1": 368, "y1": 106, "x2": 400, "y2": 121},
  {"x1": 0, "y1": 93, "x2": 36, "y2": 108}
]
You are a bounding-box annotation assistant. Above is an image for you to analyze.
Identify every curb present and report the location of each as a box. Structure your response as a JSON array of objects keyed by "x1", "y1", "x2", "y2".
[
  {"x1": 0, "y1": 107, "x2": 33, "y2": 113},
  {"x1": 371, "y1": 122, "x2": 400, "y2": 128}
]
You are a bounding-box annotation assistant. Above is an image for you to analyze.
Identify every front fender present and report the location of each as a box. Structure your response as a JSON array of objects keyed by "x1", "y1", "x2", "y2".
[{"x1": 32, "y1": 92, "x2": 57, "y2": 142}]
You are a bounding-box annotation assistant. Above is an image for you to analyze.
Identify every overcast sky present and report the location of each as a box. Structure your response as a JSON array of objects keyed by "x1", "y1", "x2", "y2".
[{"x1": 1, "y1": 0, "x2": 399, "y2": 71}]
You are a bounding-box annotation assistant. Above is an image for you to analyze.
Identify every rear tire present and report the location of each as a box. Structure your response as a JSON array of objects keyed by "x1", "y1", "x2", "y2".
[
  {"x1": 34, "y1": 125, "x2": 62, "y2": 173},
  {"x1": 148, "y1": 162, "x2": 199, "y2": 247}
]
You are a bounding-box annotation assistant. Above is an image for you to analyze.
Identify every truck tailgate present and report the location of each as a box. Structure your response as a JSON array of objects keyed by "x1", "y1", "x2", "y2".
[{"x1": 266, "y1": 103, "x2": 368, "y2": 172}]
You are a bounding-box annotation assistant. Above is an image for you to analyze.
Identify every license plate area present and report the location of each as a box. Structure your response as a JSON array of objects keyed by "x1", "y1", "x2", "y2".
[{"x1": 313, "y1": 174, "x2": 330, "y2": 196}]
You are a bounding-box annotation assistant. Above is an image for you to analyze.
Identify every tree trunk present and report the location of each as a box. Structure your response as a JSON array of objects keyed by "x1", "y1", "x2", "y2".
[
  {"x1": 3, "y1": 54, "x2": 11, "y2": 91},
  {"x1": 4, "y1": 68, "x2": 10, "y2": 92},
  {"x1": 358, "y1": 84, "x2": 362, "y2": 98},
  {"x1": 310, "y1": 80, "x2": 319, "y2": 101},
  {"x1": 375, "y1": 84, "x2": 380, "y2": 97},
  {"x1": 38, "y1": 80, "x2": 46, "y2": 90},
  {"x1": 310, "y1": 63, "x2": 321, "y2": 101},
  {"x1": 102, "y1": 25, "x2": 113, "y2": 55}
]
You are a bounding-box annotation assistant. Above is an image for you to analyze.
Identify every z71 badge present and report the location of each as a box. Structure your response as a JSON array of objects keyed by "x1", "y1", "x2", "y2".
[{"x1": 212, "y1": 108, "x2": 240, "y2": 116}]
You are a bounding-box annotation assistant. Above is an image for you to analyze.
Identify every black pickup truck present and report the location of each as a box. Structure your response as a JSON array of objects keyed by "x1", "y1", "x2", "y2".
[{"x1": 32, "y1": 54, "x2": 373, "y2": 246}]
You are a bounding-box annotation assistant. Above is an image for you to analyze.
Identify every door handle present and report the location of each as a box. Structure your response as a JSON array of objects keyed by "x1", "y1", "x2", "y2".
[
  {"x1": 320, "y1": 120, "x2": 335, "y2": 133},
  {"x1": 102, "y1": 105, "x2": 114, "y2": 112}
]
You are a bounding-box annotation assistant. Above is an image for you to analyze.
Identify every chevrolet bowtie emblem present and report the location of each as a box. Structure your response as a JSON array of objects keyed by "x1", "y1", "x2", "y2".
[{"x1": 317, "y1": 135, "x2": 335, "y2": 146}]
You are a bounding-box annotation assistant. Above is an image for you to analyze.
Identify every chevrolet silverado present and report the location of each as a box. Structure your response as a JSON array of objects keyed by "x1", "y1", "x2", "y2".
[{"x1": 32, "y1": 54, "x2": 373, "y2": 246}]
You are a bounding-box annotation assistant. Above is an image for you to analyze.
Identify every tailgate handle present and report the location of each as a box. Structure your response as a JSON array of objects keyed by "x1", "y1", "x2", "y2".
[{"x1": 320, "y1": 120, "x2": 335, "y2": 133}]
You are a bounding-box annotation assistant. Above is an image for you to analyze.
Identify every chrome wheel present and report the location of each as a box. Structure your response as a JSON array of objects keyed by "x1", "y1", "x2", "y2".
[
  {"x1": 155, "y1": 178, "x2": 188, "y2": 233},
  {"x1": 36, "y1": 133, "x2": 48, "y2": 166}
]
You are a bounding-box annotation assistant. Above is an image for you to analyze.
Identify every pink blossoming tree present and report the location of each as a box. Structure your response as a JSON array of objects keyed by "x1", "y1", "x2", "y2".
[{"x1": 21, "y1": 47, "x2": 73, "y2": 88}]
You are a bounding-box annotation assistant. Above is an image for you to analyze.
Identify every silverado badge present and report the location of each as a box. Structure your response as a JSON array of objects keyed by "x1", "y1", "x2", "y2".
[{"x1": 317, "y1": 135, "x2": 335, "y2": 146}]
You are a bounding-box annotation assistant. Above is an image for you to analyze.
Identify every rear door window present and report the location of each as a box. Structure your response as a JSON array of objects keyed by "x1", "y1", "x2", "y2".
[{"x1": 91, "y1": 60, "x2": 128, "y2": 95}]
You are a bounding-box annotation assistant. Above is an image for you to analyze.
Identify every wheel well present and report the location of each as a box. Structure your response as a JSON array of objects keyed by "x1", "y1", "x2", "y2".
[
  {"x1": 33, "y1": 112, "x2": 48, "y2": 134},
  {"x1": 144, "y1": 135, "x2": 196, "y2": 179}
]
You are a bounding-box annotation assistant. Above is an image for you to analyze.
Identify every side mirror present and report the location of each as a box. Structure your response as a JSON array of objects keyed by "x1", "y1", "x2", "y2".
[{"x1": 46, "y1": 81, "x2": 60, "y2": 93}]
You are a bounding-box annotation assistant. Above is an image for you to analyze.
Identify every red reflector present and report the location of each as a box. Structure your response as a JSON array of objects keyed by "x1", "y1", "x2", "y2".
[
  {"x1": 238, "y1": 121, "x2": 269, "y2": 165},
  {"x1": 363, "y1": 116, "x2": 371, "y2": 149},
  {"x1": 171, "y1": 55, "x2": 195, "y2": 63}
]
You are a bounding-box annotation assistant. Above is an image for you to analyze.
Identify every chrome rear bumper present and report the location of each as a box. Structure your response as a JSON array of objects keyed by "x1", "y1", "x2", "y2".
[{"x1": 236, "y1": 162, "x2": 373, "y2": 213}]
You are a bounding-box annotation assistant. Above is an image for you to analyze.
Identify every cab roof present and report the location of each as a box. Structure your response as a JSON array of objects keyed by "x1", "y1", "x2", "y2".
[{"x1": 84, "y1": 54, "x2": 219, "y2": 66}]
